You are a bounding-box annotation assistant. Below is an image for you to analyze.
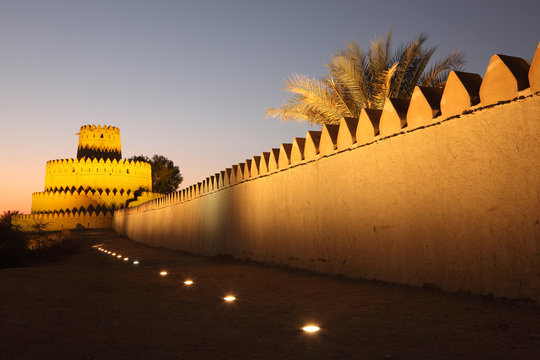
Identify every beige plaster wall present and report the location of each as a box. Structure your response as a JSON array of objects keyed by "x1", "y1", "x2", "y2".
[{"x1": 114, "y1": 96, "x2": 540, "y2": 302}]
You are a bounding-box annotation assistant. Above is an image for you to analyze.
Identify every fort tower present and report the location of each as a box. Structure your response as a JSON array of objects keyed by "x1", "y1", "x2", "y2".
[{"x1": 13, "y1": 124, "x2": 162, "y2": 231}]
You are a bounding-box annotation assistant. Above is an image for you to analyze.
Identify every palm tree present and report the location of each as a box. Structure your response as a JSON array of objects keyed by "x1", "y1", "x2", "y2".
[{"x1": 266, "y1": 30, "x2": 465, "y2": 125}]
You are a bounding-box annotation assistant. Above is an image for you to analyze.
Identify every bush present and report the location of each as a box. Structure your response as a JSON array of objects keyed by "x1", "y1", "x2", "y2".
[
  {"x1": 27, "y1": 229, "x2": 82, "y2": 261},
  {"x1": 0, "y1": 223, "x2": 82, "y2": 268}
]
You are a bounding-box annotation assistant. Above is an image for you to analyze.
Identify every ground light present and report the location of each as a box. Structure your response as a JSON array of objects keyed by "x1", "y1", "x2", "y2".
[
  {"x1": 302, "y1": 325, "x2": 320, "y2": 333},
  {"x1": 111, "y1": 253, "x2": 116, "y2": 256},
  {"x1": 133, "y1": 261, "x2": 139, "y2": 265},
  {"x1": 160, "y1": 271, "x2": 168, "y2": 276},
  {"x1": 117, "y1": 255, "x2": 122, "y2": 258},
  {"x1": 123, "y1": 257, "x2": 129, "y2": 261},
  {"x1": 184, "y1": 280, "x2": 194, "y2": 285},
  {"x1": 223, "y1": 295, "x2": 236, "y2": 302}
]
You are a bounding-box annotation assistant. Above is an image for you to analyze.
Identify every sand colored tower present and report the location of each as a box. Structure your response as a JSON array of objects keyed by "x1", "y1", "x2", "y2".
[
  {"x1": 14, "y1": 125, "x2": 163, "y2": 231},
  {"x1": 76, "y1": 124, "x2": 122, "y2": 160}
]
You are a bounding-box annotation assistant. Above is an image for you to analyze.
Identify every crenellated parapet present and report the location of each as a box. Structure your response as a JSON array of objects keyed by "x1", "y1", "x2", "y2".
[
  {"x1": 77, "y1": 124, "x2": 122, "y2": 160},
  {"x1": 120, "y1": 41, "x2": 540, "y2": 215}
]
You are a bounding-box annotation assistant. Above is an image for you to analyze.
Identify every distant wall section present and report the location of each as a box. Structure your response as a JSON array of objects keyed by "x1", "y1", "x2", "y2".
[{"x1": 14, "y1": 211, "x2": 113, "y2": 231}]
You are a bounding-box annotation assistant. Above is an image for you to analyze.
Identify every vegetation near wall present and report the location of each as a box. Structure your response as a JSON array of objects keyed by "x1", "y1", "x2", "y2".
[
  {"x1": 1, "y1": 212, "x2": 82, "y2": 268},
  {"x1": 115, "y1": 45, "x2": 540, "y2": 301}
]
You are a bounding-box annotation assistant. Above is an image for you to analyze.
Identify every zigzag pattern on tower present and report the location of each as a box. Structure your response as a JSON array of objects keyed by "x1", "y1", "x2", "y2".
[{"x1": 31, "y1": 188, "x2": 158, "y2": 214}]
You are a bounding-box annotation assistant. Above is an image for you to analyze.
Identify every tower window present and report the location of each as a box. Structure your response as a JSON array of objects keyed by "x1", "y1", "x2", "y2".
[{"x1": 101, "y1": 133, "x2": 104, "y2": 138}]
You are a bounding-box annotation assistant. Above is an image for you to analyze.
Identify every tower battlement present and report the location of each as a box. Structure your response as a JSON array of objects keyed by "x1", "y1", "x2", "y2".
[{"x1": 77, "y1": 124, "x2": 122, "y2": 160}]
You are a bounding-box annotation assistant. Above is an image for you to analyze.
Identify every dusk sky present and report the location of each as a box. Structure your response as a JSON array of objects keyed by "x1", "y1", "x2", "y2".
[{"x1": 1, "y1": 0, "x2": 539, "y2": 213}]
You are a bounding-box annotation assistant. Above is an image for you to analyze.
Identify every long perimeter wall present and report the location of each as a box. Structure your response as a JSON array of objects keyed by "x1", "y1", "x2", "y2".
[
  {"x1": 115, "y1": 95, "x2": 540, "y2": 301},
  {"x1": 115, "y1": 47, "x2": 540, "y2": 301}
]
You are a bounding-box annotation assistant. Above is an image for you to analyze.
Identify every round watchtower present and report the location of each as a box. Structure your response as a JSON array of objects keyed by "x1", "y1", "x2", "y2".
[{"x1": 77, "y1": 124, "x2": 122, "y2": 160}]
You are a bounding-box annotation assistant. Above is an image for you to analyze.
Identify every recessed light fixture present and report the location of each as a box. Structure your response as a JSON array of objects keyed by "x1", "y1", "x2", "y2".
[
  {"x1": 184, "y1": 280, "x2": 194, "y2": 285},
  {"x1": 223, "y1": 295, "x2": 236, "y2": 302},
  {"x1": 133, "y1": 261, "x2": 139, "y2": 265},
  {"x1": 302, "y1": 325, "x2": 320, "y2": 333},
  {"x1": 160, "y1": 271, "x2": 168, "y2": 276}
]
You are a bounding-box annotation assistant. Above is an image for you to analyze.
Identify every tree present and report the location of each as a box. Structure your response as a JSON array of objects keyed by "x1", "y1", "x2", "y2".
[
  {"x1": 266, "y1": 30, "x2": 465, "y2": 125},
  {"x1": 128, "y1": 155, "x2": 183, "y2": 194}
]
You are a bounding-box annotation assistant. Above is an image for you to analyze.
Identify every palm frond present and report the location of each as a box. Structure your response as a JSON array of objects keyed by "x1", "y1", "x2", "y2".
[
  {"x1": 324, "y1": 76, "x2": 356, "y2": 118},
  {"x1": 265, "y1": 73, "x2": 348, "y2": 124},
  {"x1": 325, "y1": 52, "x2": 367, "y2": 114},
  {"x1": 398, "y1": 46, "x2": 436, "y2": 98},
  {"x1": 265, "y1": 102, "x2": 323, "y2": 125},
  {"x1": 390, "y1": 33, "x2": 428, "y2": 97},
  {"x1": 419, "y1": 50, "x2": 466, "y2": 86},
  {"x1": 266, "y1": 30, "x2": 466, "y2": 125},
  {"x1": 371, "y1": 62, "x2": 398, "y2": 109}
]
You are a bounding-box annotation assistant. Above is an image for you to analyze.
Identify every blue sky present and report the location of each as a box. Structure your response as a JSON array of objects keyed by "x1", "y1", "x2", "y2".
[{"x1": 1, "y1": 0, "x2": 539, "y2": 212}]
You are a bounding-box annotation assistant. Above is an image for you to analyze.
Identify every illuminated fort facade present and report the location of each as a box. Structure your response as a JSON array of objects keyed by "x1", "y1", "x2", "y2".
[{"x1": 14, "y1": 125, "x2": 162, "y2": 231}]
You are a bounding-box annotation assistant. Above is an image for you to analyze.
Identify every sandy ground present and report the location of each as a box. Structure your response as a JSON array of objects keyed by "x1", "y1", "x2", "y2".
[{"x1": 1, "y1": 230, "x2": 539, "y2": 360}]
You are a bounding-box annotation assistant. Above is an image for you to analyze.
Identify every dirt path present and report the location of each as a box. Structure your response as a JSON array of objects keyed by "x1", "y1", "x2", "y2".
[{"x1": 1, "y1": 230, "x2": 539, "y2": 359}]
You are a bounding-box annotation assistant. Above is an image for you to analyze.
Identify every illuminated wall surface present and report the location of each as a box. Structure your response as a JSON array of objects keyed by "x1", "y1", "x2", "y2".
[
  {"x1": 114, "y1": 44, "x2": 540, "y2": 301},
  {"x1": 13, "y1": 124, "x2": 162, "y2": 231}
]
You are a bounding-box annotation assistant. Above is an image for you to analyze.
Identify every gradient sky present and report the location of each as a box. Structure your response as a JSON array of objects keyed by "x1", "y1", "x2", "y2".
[{"x1": 1, "y1": 0, "x2": 539, "y2": 213}]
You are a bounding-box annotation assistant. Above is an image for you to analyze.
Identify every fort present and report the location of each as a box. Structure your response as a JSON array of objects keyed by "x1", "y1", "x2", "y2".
[
  {"x1": 113, "y1": 43, "x2": 540, "y2": 302},
  {"x1": 13, "y1": 125, "x2": 162, "y2": 231}
]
